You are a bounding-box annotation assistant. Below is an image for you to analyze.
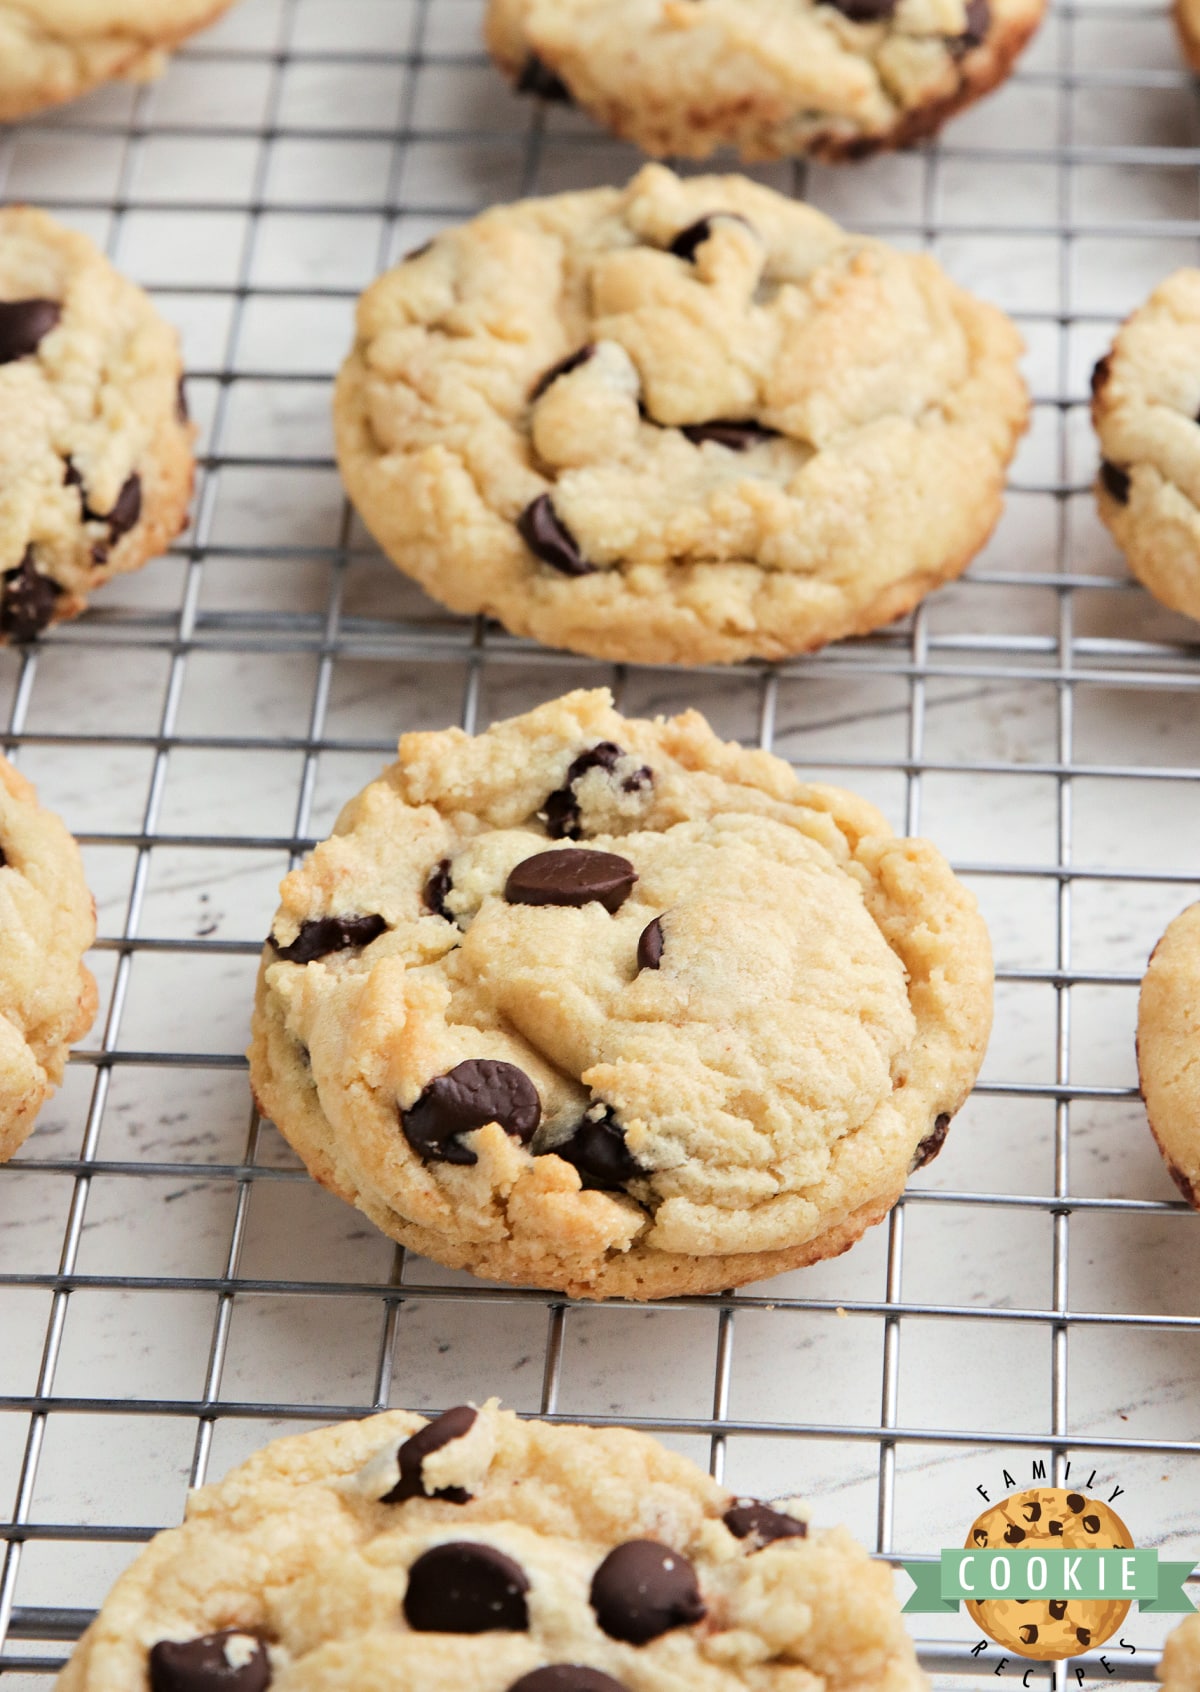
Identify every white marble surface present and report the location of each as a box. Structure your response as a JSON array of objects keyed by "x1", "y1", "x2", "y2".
[{"x1": 1, "y1": 0, "x2": 1200, "y2": 1684}]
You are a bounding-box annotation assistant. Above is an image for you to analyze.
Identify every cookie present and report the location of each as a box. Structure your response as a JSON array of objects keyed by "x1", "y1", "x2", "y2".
[
  {"x1": 1136, "y1": 904, "x2": 1200, "y2": 1208},
  {"x1": 1176, "y1": 0, "x2": 1200, "y2": 73},
  {"x1": 0, "y1": 754, "x2": 97, "y2": 1164},
  {"x1": 334, "y1": 165, "x2": 1028, "y2": 667},
  {"x1": 1162, "y1": 1615, "x2": 1200, "y2": 1691},
  {"x1": 485, "y1": 0, "x2": 1044, "y2": 161},
  {"x1": 56, "y1": 1400, "x2": 929, "y2": 1692},
  {"x1": 1092, "y1": 270, "x2": 1200, "y2": 624},
  {"x1": 0, "y1": 207, "x2": 195, "y2": 641},
  {"x1": 964, "y1": 1488, "x2": 1132, "y2": 1662},
  {"x1": 0, "y1": 1, "x2": 240, "y2": 121},
  {"x1": 248, "y1": 688, "x2": 993, "y2": 1300}
]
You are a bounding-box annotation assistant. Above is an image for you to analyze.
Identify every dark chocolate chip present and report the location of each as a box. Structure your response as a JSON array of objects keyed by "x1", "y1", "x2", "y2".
[
  {"x1": 403, "y1": 1541, "x2": 530, "y2": 1633},
  {"x1": 723, "y1": 1501, "x2": 807, "y2": 1547},
  {"x1": 1003, "y1": 1524, "x2": 1026, "y2": 1545},
  {"x1": 177, "y1": 376, "x2": 190, "y2": 424},
  {"x1": 148, "y1": 1631, "x2": 271, "y2": 1692},
  {"x1": 1081, "y1": 1514, "x2": 1101, "y2": 1534},
  {"x1": 381, "y1": 1405, "x2": 478, "y2": 1505},
  {"x1": 824, "y1": 0, "x2": 898, "y2": 19},
  {"x1": 1019, "y1": 1625, "x2": 1039, "y2": 1646},
  {"x1": 1048, "y1": 1519, "x2": 1063, "y2": 1536},
  {"x1": 590, "y1": 1540, "x2": 706, "y2": 1645},
  {"x1": 622, "y1": 766, "x2": 652, "y2": 792},
  {"x1": 957, "y1": 0, "x2": 990, "y2": 46},
  {"x1": 668, "y1": 214, "x2": 752, "y2": 263},
  {"x1": 507, "y1": 1671, "x2": 628, "y2": 1692},
  {"x1": 0, "y1": 549, "x2": 61, "y2": 643},
  {"x1": 637, "y1": 917, "x2": 663, "y2": 972},
  {"x1": 91, "y1": 542, "x2": 109, "y2": 566},
  {"x1": 106, "y1": 472, "x2": 142, "y2": 540},
  {"x1": 1066, "y1": 1493, "x2": 1086, "y2": 1512},
  {"x1": 530, "y1": 344, "x2": 597, "y2": 403},
  {"x1": 406, "y1": 241, "x2": 434, "y2": 261},
  {"x1": 516, "y1": 54, "x2": 572, "y2": 102},
  {"x1": 551, "y1": 1106, "x2": 645, "y2": 1191},
  {"x1": 0, "y1": 844, "x2": 7, "y2": 868},
  {"x1": 424, "y1": 858, "x2": 454, "y2": 920},
  {"x1": 1049, "y1": 1599, "x2": 1067, "y2": 1620},
  {"x1": 1021, "y1": 1500, "x2": 1042, "y2": 1523},
  {"x1": 1076, "y1": 1628, "x2": 1092, "y2": 1647},
  {"x1": 517, "y1": 494, "x2": 592, "y2": 577},
  {"x1": 0, "y1": 299, "x2": 60, "y2": 365},
  {"x1": 402, "y1": 1058, "x2": 541, "y2": 1166},
  {"x1": 271, "y1": 912, "x2": 387, "y2": 964},
  {"x1": 1100, "y1": 460, "x2": 1130, "y2": 504},
  {"x1": 506, "y1": 848, "x2": 635, "y2": 914},
  {"x1": 910, "y1": 1112, "x2": 951, "y2": 1172},
  {"x1": 1090, "y1": 353, "x2": 1112, "y2": 399},
  {"x1": 680, "y1": 419, "x2": 779, "y2": 450},
  {"x1": 542, "y1": 742, "x2": 625, "y2": 840},
  {"x1": 972, "y1": 1527, "x2": 989, "y2": 1547}
]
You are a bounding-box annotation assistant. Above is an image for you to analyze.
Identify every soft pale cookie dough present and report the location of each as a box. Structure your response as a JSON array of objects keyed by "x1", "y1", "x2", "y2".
[
  {"x1": 487, "y1": 0, "x2": 1044, "y2": 161},
  {"x1": 0, "y1": 207, "x2": 195, "y2": 640},
  {"x1": 0, "y1": 1, "x2": 240, "y2": 121},
  {"x1": 1137, "y1": 902, "x2": 1200, "y2": 1208},
  {"x1": 334, "y1": 165, "x2": 1028, "y2": 667},
  {"x1": 0, "y1": 754, "x2": 97, "y2": 1163},
  {"x1": 56, "y1": 1401, "x2": 930, "y2": 1692},
  {"x1": 248, "y1": 689, "x2": 993, "y2": 1300}
]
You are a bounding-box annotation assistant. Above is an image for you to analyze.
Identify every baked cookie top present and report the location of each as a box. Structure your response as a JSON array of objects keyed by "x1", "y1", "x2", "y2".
[
  {"x1": 249, "y1": 689, "x2": 993, "y2": 1299},
  {"x1": 56, "y1": 1401, "x2": 929, "y2": 1692},
  {"x1": 0, "y1": 1, "x2": 239, "y2": 121},
  {"x1": 1092, "y1": 269, "x2": 1200, "y2": 624},
  {"x1": 1162, "y1": 1615, "x2": 1200, "y2": 1691},
  {"x1": 334, "y1": 166, "x2": 1027, "y2": 667},
  {"x1": 0, "y1": 754, "x2": 97, "y2": 1164},
  {"x1": 1137, "y1": 903, "x2": 1200, "y2": 1209},
  {"x1": 486, "y1": 0, "x2": 1045, "y2": 161},
  {"x1": 0, "y1": 207, "x2": 195, "y2": 640}
]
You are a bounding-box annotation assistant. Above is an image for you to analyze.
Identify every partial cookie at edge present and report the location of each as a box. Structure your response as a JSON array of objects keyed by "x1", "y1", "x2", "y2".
[{"x1": 1137, "y1": 902, "x2": 1200, "y2": 1208}]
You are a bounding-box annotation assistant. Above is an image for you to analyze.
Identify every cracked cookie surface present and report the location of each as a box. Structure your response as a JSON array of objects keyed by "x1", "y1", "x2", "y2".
[
  {"x1": 334, "y1": 165, "x2": 1028, "y2": 667},
  {"x1": 248, "y1": 689, "x2": 993, "y2": 1300},
  {"x1": 0, "y1": 754, "x2": 97, "y2": 1164},
  {"x1": 485, "y1": 0, "x2": 1044, "y2": 160},
  {"x1": 0, "y1": 1, "x2": 239, "y2": 120},
  {"x1": 57, "y1": 1400, "x2": 929, "y2": 1692},
  {"x1": 1137, "y1": 902, "x2": 1200, "y2": 1210},
  {"x1": 0, "y1": 207, "x2": 195, "y2": 640}
]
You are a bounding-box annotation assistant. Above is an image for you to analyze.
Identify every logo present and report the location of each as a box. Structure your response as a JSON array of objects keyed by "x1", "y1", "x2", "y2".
[{"x1": 903, "y1": 1472, "x2": 1196, "y2": 1666}]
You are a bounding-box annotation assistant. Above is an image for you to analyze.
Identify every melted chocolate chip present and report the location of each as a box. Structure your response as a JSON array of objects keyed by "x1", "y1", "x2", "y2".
[
  {"x1": 723, "y1": 1501, "x2": 807, "y2": 1547},
  {"x1": 0, "y1": 549, "x2": 61, "y2": 643},
  {"x1": 1049, "y1": 1599, "x2": 1067, "y2": 1620},
  {"x1": 531, "y1": 345, "x2": 596, "y2": 403},
  {"x1": 1003, "y1": 1524, "x2": 1026, "y2": 1545},
  {"x1": 1100, "y1": 460, "x2": 1130, "y2": 504},
  {"x1": 910, "y1": 1112, "x2": 951, "y2": 1172},
  {"x1": 590, "y1": 1540, "x2": 706, "y2": 1645},
  {"x1": 402, "y1": 1058, "x2": 541, "y2": 1166},
  {"x1": 680, "y1": 419, "x2": 779, "y2": 450},
  {"x1": 506, "y1": 848, "x2": 635, "y2": 914},
  {"x1": 177, "y1": 377, "x2": 190, "y2": 424},
  {"x1": 1090, "y1": 354, "x2": 1112, "y2": 399},
  {"x1": 0, "y1": 299, "x2": 61, "y2": 365},
  {"x1": 543, "y1": 742, "x2": 632, "y2": 840},
  {"x1": 956, "y1": 0, "x2": 990, "y2": 46},
  {"x1": 271, "y1": 913, "x2": 387, "y2": 964},
  {"x1": 404, "y1": 1541, "x2": 531, "y2": 1633},
  {"x1": 637, "y1": 917, "x2": 663, "y2": 972},
  {"x1": 551, "y1": 1106, "x2": 645, "y2": 1191},
  {"x1": 517, "y1": 495, "x2": 592, "y2": 576},
  {"x1": 668, "y1": 214, "x2": 752, "y2": 262},
  {"x1": 381, "y1": 1405, "x2": 477, "y2": 1505},
  {"x1": 825, "y1": 0, "x2": 898, "y2": 18},
  {"x1": 424, "y1": 858, "x2": 453, "y2": 920},
  {"x1": 507, "y1": 1672, "x2": 628, "y2": 1692},
  {"x1": 107, "y1": 472, "x2": 143, "y2": 539},
  {"x1": 516, "y1": 54, "x2": 572, "y2": 102},
  {"x1": 1082, "y1": 1513, "x2": 1101, "y2": 1534},
  {"x1": 1066, "y1": 1493, "x2": 1086, "y2": 1512},
  {"x1": 148, "y1": 1632, "x2": 271, "y2": 1692}
]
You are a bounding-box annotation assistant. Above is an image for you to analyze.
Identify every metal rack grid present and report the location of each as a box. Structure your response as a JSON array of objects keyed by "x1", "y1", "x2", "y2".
[{"x1": 1, "y1": 0, "x2": 1199, "y2": 1684}]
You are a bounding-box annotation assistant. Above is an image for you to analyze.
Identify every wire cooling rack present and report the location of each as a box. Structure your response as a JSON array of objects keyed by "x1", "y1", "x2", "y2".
[{"x1": 2, "y1": 0, "x2": 1200, "y2": 1685}]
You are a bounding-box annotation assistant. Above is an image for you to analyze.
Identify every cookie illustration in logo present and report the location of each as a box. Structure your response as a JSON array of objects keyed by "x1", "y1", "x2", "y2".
[{"x1": 966, "y1": 1488, "x2": 1133, "y2": 1661}]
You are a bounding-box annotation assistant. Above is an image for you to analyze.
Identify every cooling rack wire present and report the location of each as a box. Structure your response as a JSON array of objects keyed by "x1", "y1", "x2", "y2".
[{"x1": 1, "y1": 0, "x2": 1199, "y2": 1683}]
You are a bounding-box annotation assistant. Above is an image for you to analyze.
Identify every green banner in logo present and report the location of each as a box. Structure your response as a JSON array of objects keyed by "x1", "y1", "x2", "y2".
[{"x1": 902, "y1": 1550, "x2": 1196, "y2": 1614}]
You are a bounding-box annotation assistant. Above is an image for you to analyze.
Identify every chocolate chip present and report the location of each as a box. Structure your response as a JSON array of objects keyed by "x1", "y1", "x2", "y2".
[
  {"x1": 824, "y1": 0, "x2": 898, "y2": 19},
  {"x1": 403, "y1": 1541, "x2": 530, "y2": 1633},
  {"x1": 1100, "y1": 460, "x2": 1130, "y2": 503},
  {"x1": 1003, "y1": 1524, "x2": 1026, "y2": 1545},
  {"x1": 1076, "y1": 1628, "x2": 1092, "y2": 1647},
  {"x1": 972, "y1": 1528, "x2": 988, "y2": 1546},
  {"x1": 0, "y1": 300, "x2": 60, "y2": 365},
  {"x1": 956, "y1": 0, "x2": 990, "y2": 46},
  {"x1": 636, "y1": 917, "x2": 663, "y2": 972},
  {"x1": 177, "y1": 377, "x2": 190, "y2": 424},
  {"x1": 517, "y1": 495, "x2": 592, "y2": 577},
  {"x1": 106, "y1": 472, "x2": 142, "y2": 540},
  {"x1": 1021, "y1": 1500, "x2": 1043, "y2": 1523},
  {"x1": 530, "y1": 345, "x2": 596, "y2": 403},
  {"x1": 1019, "y1": 1625, "x2": 1039, "y2": 1646},
  {"x1": 542, "y1": 742, "x2": 628, "y2": 840},
  {"x1": 516, "y1": 54, "x2": 572, "y2": 101},
  {"x1": 148, "y1": 1632, "x2": 271, "y2": 1692},
  {"x1": 1082, "y1": 1514, "x2": 1101, "y2": 1534},
  {"x1": 382, "y1": 1405, "x2": 478, "y2": 1505},
  {"x1": 1049, "y1": 1599, "x2": 1067, "y2": 1620},
  {"x1": 590, "y1": 1540, "x2": 706, "y2": 1645},
  {"x1": 910, "y1": 1112, "x2": 951, "y2": 1172},
  {"x1": 723, "y1": 1501, "x2": 807, "y2": 1547},
  {"x1": 622, "y1": 767, "x2": 652, "y2": 793},
  {"x1": 1048, "y1": 1519, "x2": 1063, "y2": 1536},
  {"x1": 271, "y1": 913, "x2": 387, "y2": 964},
  {"x1": 402, "y1": 1058, "x2": 541, "y2": 1166},
  {"x1": 1090, "y1": 353, "x2": 1112, "y2": 398},
  {"x1": 506, "y1": 848, "x2": 635, "y2": 914},
  {"x1": 680, "y1": 420, "x2": 779, "y2": 450},
  {"x1": 507, "y1": 1672, "x2": 628, "y2": 1692},
  {"x1": 1066, "y1": 1493, "x2": 1085, "y2": 1512},
  {"x1": 0, "y1": 549, "x2": 60, "y2": 643},
  {"x1": 424, "y1": 858, "x2": 453, "y2": 920},
  {"x1": 667, "y1": 214, "x2": 752, "y2": 262},
  {"x1": 551, "y1": 1106, "x2": 645, "y2": 1191}
]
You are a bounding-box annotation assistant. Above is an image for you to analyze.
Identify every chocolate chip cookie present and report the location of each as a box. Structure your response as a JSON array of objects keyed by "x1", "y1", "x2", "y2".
[
  {"x1": 0, "y1": 1, "x2": 240, "y2": 121},
  {"x1": 1091, "y1": 270, "x2": 1200, "y2": 624},
  {"x1": 486, "y1": 0, "x2": 1044, "y2": 161},
  {"x1": 248, "y1": 689, "x2": 993, "y2": 1300},
  {"x1": 0, "y1": 207, "x2": 195, "y2": 641},
  {"x1": 56, "y1": 1401, "x2": 929, "y2": 1692},
  {"x1": 0, "y1": 754, "x2": 97, "y2": 1164},
  {"x1": 334, "y1": 165, "x2": 1028, "y2": 667},
  {"x1": 1137, "y1": 904, "x2": 1200, "y2": 1209},
  {"x1": 1162, "y1": 1615, "x2": 1200, "y2": 1690}
]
